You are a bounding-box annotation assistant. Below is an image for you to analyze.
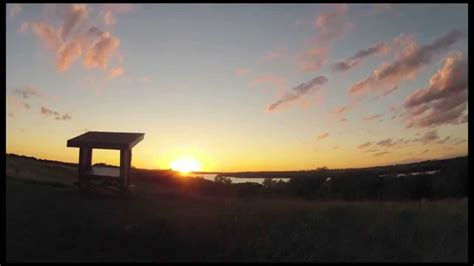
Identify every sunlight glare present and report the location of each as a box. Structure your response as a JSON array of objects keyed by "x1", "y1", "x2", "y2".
[{"x1": 170, "y1": 157, "x2": 202, "y2": 174}]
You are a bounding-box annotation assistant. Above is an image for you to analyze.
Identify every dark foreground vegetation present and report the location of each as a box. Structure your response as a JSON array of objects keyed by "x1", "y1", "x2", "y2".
[{"x1": 6, "y1": 154, "x2": 468, "y2": 262}]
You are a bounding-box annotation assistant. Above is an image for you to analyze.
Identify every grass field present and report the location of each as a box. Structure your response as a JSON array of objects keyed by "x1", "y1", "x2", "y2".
[{"x1": 6, "y1": 155, "x2": 468, "y2": 262}]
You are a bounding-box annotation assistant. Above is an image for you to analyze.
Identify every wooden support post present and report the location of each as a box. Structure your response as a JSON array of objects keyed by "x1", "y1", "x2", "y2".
[
  {"x1": 78, "y1": 147, "x2": 93, "y2": 191},
  {"x1": 120, "y1": 149, "x2": 131, "y2": 193}
]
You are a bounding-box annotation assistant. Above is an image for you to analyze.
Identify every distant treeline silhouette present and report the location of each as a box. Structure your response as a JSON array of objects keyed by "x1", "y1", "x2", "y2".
[
  {"x1": 7, "y1": 153, "x2": 467, "y2": 200},
  {"x1": 133, "y1": 156, "x2": 467, "y2": 201}
]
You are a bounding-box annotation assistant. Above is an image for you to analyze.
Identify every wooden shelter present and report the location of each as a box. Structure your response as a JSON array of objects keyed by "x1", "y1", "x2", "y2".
[{"x1": 67, "y1": 131, "x2": 144, "y2": 194}]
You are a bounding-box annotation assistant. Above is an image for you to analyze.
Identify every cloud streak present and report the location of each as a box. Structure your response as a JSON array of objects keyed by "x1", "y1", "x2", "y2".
[
  {"x1": 267, "y1": 75, "x2": 327, "y2": 112},
  {"x1": 363, "y1": 114, "x2": 382, "y2": 121},
  {"x1": 12, "y1": 85, "x2": 44, "y2": 99},
  {"x1": 332, "y1": 42, "x2": 389, "y2": 72},
  {"x1": 348, "y1": 29, "x2": 464, "y2": 98},
  {"x1": 376, "y1": 138, "x2": 397, "y2": 148},
  {"x1": 357, "y1": 141, "x2": 372, "y2": 149},
  {"x1": 40, "y1": 106, "x2": 72, "y2": 121},
  {"x1": 415, "y1": 130, "x2": 440, "y2": 145},
  {"x1": 317, "y1": 132, "x2": 329, "y2": 140}
]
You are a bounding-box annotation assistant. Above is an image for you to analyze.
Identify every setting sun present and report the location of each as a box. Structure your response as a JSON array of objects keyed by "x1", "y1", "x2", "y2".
[{"x1": 170, "y1": 158, "x2": 202, "y2": 174}]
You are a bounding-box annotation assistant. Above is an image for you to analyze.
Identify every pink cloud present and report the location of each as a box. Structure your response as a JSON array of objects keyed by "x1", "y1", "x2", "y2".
[
  {"x1": 297, "y1": 4, "x2": 352, "y2": 72},
  {"x1": 58, "y1": 4, "x2": 88, "y2": 40},
  {"x1": 29, "y1": 21, "x2": 62, "y2": 50},
  {"x1": 317, "y1": 132, "x2": 329, "y2": 140},
  {"x1": 348, "y1": 29, "x2": 464, "y2": 98},
  {"x1": 100, "y1": 4, "x2": 133, "y2": 26},
  {"x1": 83, "y1": 31, "x2": 121, "y2": 70},
  {"x1": 107, "y1": 65, "x2": 124, "y2": 79},
  {"x1": 235, "y1": 68, "x2": 250, "y2": 77},
  {"x1": 297, "y1": 47, "x2": 329, "y2": 72},
  {"x1": 314, "y1": 4, "x2": 351, "y2": 45},
  {"x1": 24, "y1": 4, "x2": 124, "y2": 78},
  {"x1": 403, "y1": 51, "x2": 467, "y2": 128},
  {"x1": 331, "y1": 106, "x2": 349, "y2": 115}
]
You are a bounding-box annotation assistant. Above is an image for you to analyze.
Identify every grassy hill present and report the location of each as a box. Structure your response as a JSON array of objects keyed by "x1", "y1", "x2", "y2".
[{"x1": 5, "y1": 154, "x2": 468, "y2": 262}]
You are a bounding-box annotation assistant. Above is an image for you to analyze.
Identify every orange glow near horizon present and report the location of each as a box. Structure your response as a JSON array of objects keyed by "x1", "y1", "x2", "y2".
[{"x1": 170, "y1": 157, "x2": 202, "y2": 174}]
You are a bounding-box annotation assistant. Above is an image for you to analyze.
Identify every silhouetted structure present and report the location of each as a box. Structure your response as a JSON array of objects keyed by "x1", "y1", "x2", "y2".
[{"x1": 67, "y1": 131, "x2": 144, "y2": 194}]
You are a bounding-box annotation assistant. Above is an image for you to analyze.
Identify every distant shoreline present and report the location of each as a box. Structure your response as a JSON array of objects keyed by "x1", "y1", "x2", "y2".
[{"x1": 9, "y1": 153, "x2": 465, "y2": 179}]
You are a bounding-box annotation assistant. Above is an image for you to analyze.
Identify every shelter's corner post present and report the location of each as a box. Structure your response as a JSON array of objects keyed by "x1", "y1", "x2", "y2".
[
  {"x1": 120, "y1": 148, "x2": 132, "y2": 194},
  {"x1": 78, "y1": 147, "x2": 93, "y2": 192}
]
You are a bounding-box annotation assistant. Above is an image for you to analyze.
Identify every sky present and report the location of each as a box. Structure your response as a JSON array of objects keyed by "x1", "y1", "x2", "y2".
[{"x1": 6, "y1": 4, "x2": 468, "y2": 172}]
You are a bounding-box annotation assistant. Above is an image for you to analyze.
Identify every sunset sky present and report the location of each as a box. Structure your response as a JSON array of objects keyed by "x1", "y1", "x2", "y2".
[{"x1": 6, "y1": 4, "x2": 468, "y2": 171}]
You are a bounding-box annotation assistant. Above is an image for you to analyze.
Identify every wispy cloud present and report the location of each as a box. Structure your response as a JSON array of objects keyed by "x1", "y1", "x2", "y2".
[
  {"x1": 376, "y1": 138, "x2": 397, "y2": 148},
  {"x1": 40, "y1": 106, "x2": 72, "y2": 121},
  {"x1": 403, "y1": 51, "x2": 467, "y2": 128},
  {"x1": 317, "y1": 132, "x2": 329, "y2": 140},
  {"x1": 414, "y1": 130, "x2": 440, "y2": 145},
  {"x1": 267, "y1": 75, "x2": 327, "y2": 112},
  {"x1": 357, "y1": 141, "x2": 372, "y2": 149},
  {"x1": 298, "y1": 4, "x2": 352, "y2": 72},
  {"x1": 363, "y1": 114, "x2": 382, "y2": 121},
  {"x1": 436, "y1": 136, "x2": 451, "y2": 145},
  {"x1": 348, "y1": 29, "x2": 464, "y2": 98},
  {"x1": 235, "y1": 68, "x2": 250, "y2": 77},
  {"x1": 331, "y1": 106, "x2": 349, "y2": 115},
  {"x1": 297, "y1": 47, "x2": 329, "y2": 72},
  {"x1": 107, "y1": 65, "x2": 124, "y2": 79},
  {"x1": 314, "y1": 4, "x2": 352, "y2": 45},
  {"x1": 99, "y1": 4, "x2": 133, "y2": 26},
  {"x1": 374, "y1": 151, "x2": 390, "y2": 157},
  {"x1": 332, "y1": 42, "x2": 389, "y2": 72},
  {"x1": 7, "y1": 85, "x2": 46, "y2": 118},
  {"x1": 12, "y1": 85, "x2": 44, "y2": 99}
]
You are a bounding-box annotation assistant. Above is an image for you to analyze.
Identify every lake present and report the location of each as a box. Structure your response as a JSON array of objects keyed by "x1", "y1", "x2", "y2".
[
  {"x1": 191, "y1": 169, "x2": 441, "y2": 184},
  {"x1": 190, "y1": 174, "x2": 291, "y2": 184}
]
